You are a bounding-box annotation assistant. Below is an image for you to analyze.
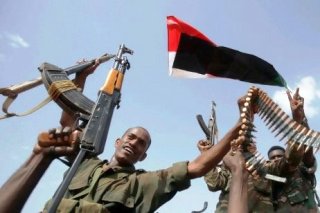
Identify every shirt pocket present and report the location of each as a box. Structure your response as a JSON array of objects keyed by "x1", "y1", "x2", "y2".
[
  {"x1": 99, "y1": 174, "x2": 136, "y2": 209},
  {"x1": 78, "y1": 200, "x2": 110, "y2": 213}
]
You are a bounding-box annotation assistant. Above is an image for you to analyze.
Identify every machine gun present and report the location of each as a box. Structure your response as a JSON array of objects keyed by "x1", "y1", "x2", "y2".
[{"x1": 38, "y1": 44, "x2": 133, "y2": 213}]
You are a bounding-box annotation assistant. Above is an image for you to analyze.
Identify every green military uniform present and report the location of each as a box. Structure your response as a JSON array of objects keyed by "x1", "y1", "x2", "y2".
[
  {"x1": 44, "y1": 157, "x2": 191, "y2": 213},
  {"x1": 266, "y1": 159, "x2": 318, "y2": 213},
  {"x1": 204, "y1": 164, "x2": 273, "y2": 213}
]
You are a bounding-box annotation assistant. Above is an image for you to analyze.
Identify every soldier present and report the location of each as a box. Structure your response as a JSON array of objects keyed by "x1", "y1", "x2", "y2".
[
  {"x1": 267, "y1": 143, "x2": 318, "y2": 213},
  {"x1": 264, "y1": 88, "x2": 318, "y2": 213},
  {"x1": 266, "y1": 89, "x2": 318, "y2": 212},
  {"x1": 256, "y1": 88, "x2": 318, "y2": 213},
  {"x1": 198, "y1": 140, "x2": 273, "y2": 213},
  {"x1": 0, "y1": 107, "x2": 244, "y2": 211},
  {"x1": 198, "y1": 95, "x2": 274, "y2": 213}
]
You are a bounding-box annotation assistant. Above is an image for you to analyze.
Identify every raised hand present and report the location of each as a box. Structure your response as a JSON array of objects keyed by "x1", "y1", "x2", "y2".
[
  {"x1": 197, "y1": 140, "x2": 213, "y2": 153},
  {"x1": 286, "y1": 88, "x2": 306, "y2": 123},
  {"x1": 34, "y1": 127, "x2": 81, "y2": 158}
]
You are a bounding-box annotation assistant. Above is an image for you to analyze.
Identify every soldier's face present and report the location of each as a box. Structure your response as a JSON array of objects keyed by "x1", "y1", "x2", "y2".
[
  {"x1": 268, "y1": 149, "x2": 284, "y2": 162},
  {"x1": 114, "y1": 127, "x2": 151, "y2": 166}
]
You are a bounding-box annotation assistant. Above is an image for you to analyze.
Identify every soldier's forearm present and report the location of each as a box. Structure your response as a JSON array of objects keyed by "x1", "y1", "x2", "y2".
[
  {"x1": 0, "y1": 152, "x2": 53, "y2": 213},
  {"x1": 285, "y1": 142, "x2": 304, "y2": 168},
  {"x1": 299, "y1": 118, "x2": 315, "y2": 167},
  {"x1": 228, "y1": 169, "x2": 248, "y2": 213},
  {"x1": 303, "y1": 148, "x2": 315, "y2": 168}
]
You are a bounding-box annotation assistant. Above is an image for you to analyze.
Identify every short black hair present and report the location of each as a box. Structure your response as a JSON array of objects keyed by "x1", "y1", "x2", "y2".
[
  {"x1": 267, "y1": 145, "x2": 285, "y2": 157},
  {"x1": 122, "y1": 126, "x2": 152, "y2": 149}
]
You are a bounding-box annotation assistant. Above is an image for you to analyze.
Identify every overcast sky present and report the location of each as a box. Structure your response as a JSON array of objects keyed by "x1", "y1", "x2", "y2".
[{"x1": 0, "y1": 1, "x2": 320, "y2": 212}]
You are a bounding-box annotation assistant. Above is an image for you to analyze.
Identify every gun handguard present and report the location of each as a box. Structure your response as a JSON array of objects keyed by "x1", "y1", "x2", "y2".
[{"x1": 47, "y1": 44, "x2": 133, "y2": 213}]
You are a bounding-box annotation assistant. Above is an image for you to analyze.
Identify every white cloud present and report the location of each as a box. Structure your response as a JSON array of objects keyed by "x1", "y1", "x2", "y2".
[
  {"x1": 272, "y1": 76, "x2": 320, "y2": 118},
  {"x1": 4, "y1": 32, "x2": 29, "y2": 48},
  {"x1": 273, "y1": 90, "x2": 291, "y2": 114}
]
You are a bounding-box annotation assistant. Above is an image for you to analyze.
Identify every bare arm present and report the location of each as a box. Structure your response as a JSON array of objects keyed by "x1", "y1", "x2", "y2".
[
  {"x1": 0, "y1": 128, "x2": 79, "y2": 213},
  {"x1": 60, "y1": 60, "x2": 99, "y2": 127},
  {"x1": 0, "y1": 152, "x2": 53, "y2": 213},
  {"x1": 286, "y1": 88, "x2": 315, "y2": 167},
  {"x1": 223, "y1": 150, "x2": 248, "y2": 213},
  {"x1": 188, "y1": 119, "x2": 241, "y2": 178}
]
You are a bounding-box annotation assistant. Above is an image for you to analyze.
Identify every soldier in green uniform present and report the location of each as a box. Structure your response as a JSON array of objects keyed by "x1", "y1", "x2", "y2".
[
  {"x1": 0, "y1": 117, "x2": 244, "y2": 212},
  {"x1": 197, "y1": 95, "x2": 274, "y2": 213},
  {"x1": 265, "y1": 88, "x2": 318, "y2": 213},
  {"x1": 198, "y1": 140, "x2": 274, "y2": 213},
  {"x1": 199, "y1": 88, "x2": 318, "y2": 213},
  {"x1": 267, "y1": 143, "x2": 318, "y2": 213},
  {"x1": 0, "y1": 58, "x2": 245, "y2": 212}
]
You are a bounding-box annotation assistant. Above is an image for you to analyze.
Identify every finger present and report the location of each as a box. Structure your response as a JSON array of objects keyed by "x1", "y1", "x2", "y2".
[
  {"x1": 62, "y1": 126, "x2": 71, "y2": 134},
  {"x1": 38, "y1": 132, "x2": 56, "y2": 147},
  {"x1": 286, "y1": 90, "x2": 293, "y2": 102},
  {"x1": 70, "y1": 130, "x2": 81, "y2": 146},
  {"x1": 296, "y1": 88, "x2": 300, "y2": 96},
  {"x1": 48, "y1": 128, "x2": 56, "y2": 134},
  {"x1": 199, "y1": 139, "x2": 208, "y2": 145},
  {"x1": 55, "y1": 127, "x2": 62, "y2": 135},
  {"x1": 296, "y1": 101, "x2": 304, "y2": 109},
  {"x1": 53, "y1": 127, "x2": 71, "y2": 145},
  {"x1": 52, "y1": 146, "x2": 74, "y2": 156},
  {"x1": 48, "y1": 146, "x2": 57, "y2": 156},
  {"x1": 46, "y1": 146, "x2": 67, "y2": 157},
  {"x1": 62, "y1": 126, "x2": 72, "y2": 141},
  {"x1": 38, "y1": 129, "x2": 74, "y2": 147},
  {"x1": 197, "y1": 140, "x2": 203, "y2": 145},
  {"x1": 48, "y1": 128, "x2": 56, "y2": 139},
  {"x1": 293, "y1": 88, "x2": 300, "y2": 99}
]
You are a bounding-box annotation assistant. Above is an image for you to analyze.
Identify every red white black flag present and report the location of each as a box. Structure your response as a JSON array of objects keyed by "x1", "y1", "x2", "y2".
[{"x1": 167, "y1": 16, "x2": 287, "y2": 87}]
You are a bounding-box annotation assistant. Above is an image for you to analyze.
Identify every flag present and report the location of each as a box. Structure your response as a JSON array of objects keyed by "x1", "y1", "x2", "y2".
[{"x1": 167, "y1": 16, "x2": 287, "y2": 87}]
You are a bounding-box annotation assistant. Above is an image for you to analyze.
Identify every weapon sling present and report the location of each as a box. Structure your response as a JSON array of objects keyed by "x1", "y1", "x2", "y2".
[{"x1": 0, "y1": 53, "x2": 115, "y2": 120}]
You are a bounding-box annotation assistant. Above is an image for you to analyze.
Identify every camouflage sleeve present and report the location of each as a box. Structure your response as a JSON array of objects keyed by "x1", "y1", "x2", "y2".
[{"x1": 204, "y1": 165, "x2": 231, "y2": 192}]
